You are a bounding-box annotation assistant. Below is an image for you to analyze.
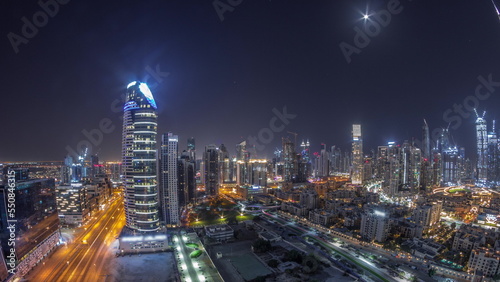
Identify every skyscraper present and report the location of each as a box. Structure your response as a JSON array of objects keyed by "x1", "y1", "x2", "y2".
[
  {"x1": 204, "y1": 144, "x2": 219, "y2": 196},
  {"x1": 160, "y1": 132, "x2": 179, "y2": 226},
  {"x1": 488, "y1": 120, "x2": 500, "y2": 183},
  {"x1": 121, "y1": 81, "x2": 160, "y2": 231},
  {"x1": 422, "y1": 119, "x2": 431, "y2": 160},
  {"x1": 219, "y1": 144, "x2": 232, "y2": 183},
  {"x1": 442, "y1": 146, "x2": 460, "y2": 184},
  {"x1": 300, "y1": 140, "x2": 311, "y2": 163},
  {"x1": 400, "y1": 140, "x2": 421, "y2": 192},
  {"x1": 315, "y1": 143, "x2": 330, "y2": 178},
  {"x1": 90, "y1": 154, "x2": 99, "y2": 179},
  {"x1": 421, "y1": 120, "x2": 432, "y2": 191},
  {"x1": 61, "y1": 155, "x2": 73, "y2": 184},
  {"x1": 187, "y1": 137, "x2": 196, "y2": 164},
  {"x1": 475, "y1": 110, "x2": 488, "y2": 183},
  {"x1": 178, "y1": 151, "x2": 196, "y2": 207},
  {"x1": 282, "y1": 137, "x2": 296, "y2": 182},
  {"x1": 351, "y1": 124, "x2": 363, "y2": 185},
  {"x1": 298, "y1": 140, "x2": 311, "y2": 181},
  {"x1": 236, "y1": 141, "x2": 248, "y2": 161}
]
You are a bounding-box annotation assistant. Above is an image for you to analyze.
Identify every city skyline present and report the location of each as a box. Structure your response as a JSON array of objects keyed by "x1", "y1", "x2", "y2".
[
  {"x1": 3, "y1": 1, "x2": 500, "y2": 161},
  {"x1": 4, "y1": 1, "x2": 500, "y2": 280}
]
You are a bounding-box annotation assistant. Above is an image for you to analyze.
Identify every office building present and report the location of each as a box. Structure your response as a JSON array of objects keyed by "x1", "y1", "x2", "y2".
[
  {"x1": 204, "y1": 144, "x2": 219, "y2": 196},
  {"x1": 351, "y1": 124, "x2": 363, "y2": 185},
  {"x1": 160, "y1": 132, "x2": 179, "y2": 226},
  {"x1": 488, "y1": 121, "x2": 500, "y2": 183},
  {"x1": 121, "y1": 81, "x2": 160, "y2": 231},
  {"x1": 282, "y1": 137, "x2": 296, "y2": 182},
  {"x1": 178, "y1": 151, "x2": 196, "y2": 207},
  {"x1": 187, "y1": 137, "x2": 196, "y2": 164},
  {"x1": 56, "y1": 182, "x2": 89, "y2": 226},
  {"x1": 475, "y1": 110, "x2": 488, "y2": 183}
]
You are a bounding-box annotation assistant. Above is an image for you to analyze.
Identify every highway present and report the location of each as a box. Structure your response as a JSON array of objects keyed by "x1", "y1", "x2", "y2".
[
  {"x1": 28, "y1": 192, "x2": 125, "y2": 282},
  {"x1": 260, "y1": 210, "x2": 400, "y2": 282},
  {"x1": 262, "y1": 210, "x2": 436, "y2": 282}
]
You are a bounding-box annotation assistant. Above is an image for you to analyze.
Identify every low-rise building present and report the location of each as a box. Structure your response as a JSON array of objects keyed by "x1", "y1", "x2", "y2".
[
  {"x1": 259, "y1": 231, "x2": 281, "y2": 242},
  {"x1": 468, "y1": 247, "x2": 500, "y2": 277},
  {"x1": 393, "y1": 220, "x2": 423, "y2": 239},
  {"x1": 204, "y1": 224, "x2": 234, "y2": 242},
  {"x1": 308, "y1": 210, "x2": 336, "y2": 227},
  {"x1": 118, "y1": 227, "x2": 168, "y2": 254},
  {"x1": 403, "y1": 238, "x2": 444, "y2": 259},
  {"x1": 452, "y1": 232, "x2": 485, "y2": 253},
  {"x1": 281, "y1": 202, "x2": 308, "y2": 217}
]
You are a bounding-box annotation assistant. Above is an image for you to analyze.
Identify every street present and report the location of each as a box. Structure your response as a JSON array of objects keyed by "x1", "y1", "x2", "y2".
[{"x1": 26, "y1": 193, "x2": 124, "y2": 282}]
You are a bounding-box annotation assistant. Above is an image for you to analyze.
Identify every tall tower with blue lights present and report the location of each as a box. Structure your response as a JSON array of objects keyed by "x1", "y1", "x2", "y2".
[{"x1": 121, "y1": 81, "x2": 160, "y2": 231}]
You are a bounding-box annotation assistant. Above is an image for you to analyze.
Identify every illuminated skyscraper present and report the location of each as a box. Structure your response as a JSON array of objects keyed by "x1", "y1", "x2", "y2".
[
  {"x1": 204, "y1": 144, "x2": 219, "y2": 195},
  {"x1": 187, "y1": 137, "x2": 196, "y2": 164},
  {"x1": 300, "y1": 140, "x2": 310, "y2": 163},
  {"x1": 422, "y1": 119, "x2": 431, "y2": 160},
  {"x1": 431, "y1": 147, "x2": 443, "y2": 187},
  {"x1": 298, "y1": 140, "x2": 311, "y2": 181},
  {"x1": 121, "y1": 81, "x2": 160, "y2": 231},
  {"x1": 282, "y1": 137, "x2": 296, "y2": 182},
  {"x1": 315, "y1": 143, "x2": 330, "y2": 178},
  {"x1": 236, "y1": 141, "x2": 249, "y2": 161},
  {"x1": 475, "y1": 110, "x2": 488, "y2": 182},
  {"x1": 442, "y1": 146, "x2": 460, "y2": 185},
  {"x1": 178, "y1": 151, "x2": 196, "y2": 207},
  {"x1": 421, "y1": 120, "x2": 432, "y2": 191},
  {"x1": 400, "y1": 140, "x2": 421, "y2": 192},
  {"x1": 219, "y1": 144, "x2": 234, "y2": 183},
  {"x1": 351, "y1": 124, "x2": 363, "y2": 185},
  {"x1": 487, "y1": 120, "x2": 500, "y2": 183},
  {"x1": 159, "y1": 133, "x2": 179, "y2": 226}
]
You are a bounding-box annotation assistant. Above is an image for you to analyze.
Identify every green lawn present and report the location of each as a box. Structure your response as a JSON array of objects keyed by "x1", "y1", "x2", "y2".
[
  {"x1": 189, "y1": 197, "x2": 254, "y2": 226},
  {"x1": 186, "y1": 243, "x2": 199, "y2": 248},
  {"x1": 190, "y1": 250, "x2": 202, "y2": 258},
  {"x1": 448, "y1": 188, "x2": 471, "y2": 193}
]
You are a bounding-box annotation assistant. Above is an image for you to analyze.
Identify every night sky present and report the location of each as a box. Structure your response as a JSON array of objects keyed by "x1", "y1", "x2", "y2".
[{"x1": 2, "y1": 0, "x2": 500, "y2": 161}]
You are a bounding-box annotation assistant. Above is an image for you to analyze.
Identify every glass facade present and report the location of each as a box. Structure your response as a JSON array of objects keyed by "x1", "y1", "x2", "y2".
[{"x1": 122, "y1": 81, "x2": 159, "y2": 231}]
